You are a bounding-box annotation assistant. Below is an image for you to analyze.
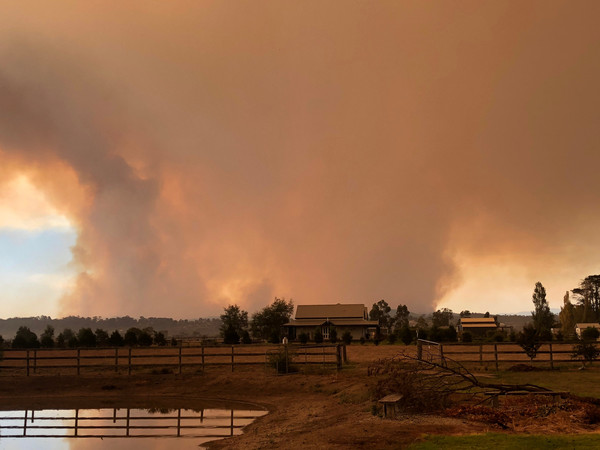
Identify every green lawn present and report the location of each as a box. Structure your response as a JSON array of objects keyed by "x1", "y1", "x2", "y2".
[{"x1": 410, "y1": 433, "x2": 600, "y2": 449}]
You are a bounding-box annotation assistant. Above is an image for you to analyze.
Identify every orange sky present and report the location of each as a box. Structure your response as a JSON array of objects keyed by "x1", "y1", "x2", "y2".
[{"x1": 1, "y1": 1, "x2": 600, "y2": 318}]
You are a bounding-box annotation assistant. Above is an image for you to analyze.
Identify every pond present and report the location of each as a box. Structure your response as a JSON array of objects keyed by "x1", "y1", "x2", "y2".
[{"x1": 0, "y1": 406, "x2": 267, "y2": 449}]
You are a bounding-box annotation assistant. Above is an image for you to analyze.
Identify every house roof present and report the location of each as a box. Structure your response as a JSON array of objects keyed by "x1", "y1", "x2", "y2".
[
  {"x1": 460, "y1": 323, "x2": 499, "y2": 328},
  {"x1": 283, "y1": 318, "x2": 379, "y2": 327},
  {"x1": 460, "y1": 318, "x2": 497, "y2": 324},
  {"x1": 576, "y1": 323, "x2": 600, "y2": 328},
  {"x1": 294, "y1": 304, "x2": 367, "y2": 320}
]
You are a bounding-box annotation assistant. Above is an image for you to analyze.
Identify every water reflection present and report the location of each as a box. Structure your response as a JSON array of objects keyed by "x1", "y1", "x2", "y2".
[{"x1": 0, "y1": 407, "x2": 267, "y2": 449}]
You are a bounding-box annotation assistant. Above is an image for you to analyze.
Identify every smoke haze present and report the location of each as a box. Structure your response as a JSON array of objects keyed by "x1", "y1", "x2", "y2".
[{"x1": 1, "y1": 1, "x2": 600, "y2": 317}]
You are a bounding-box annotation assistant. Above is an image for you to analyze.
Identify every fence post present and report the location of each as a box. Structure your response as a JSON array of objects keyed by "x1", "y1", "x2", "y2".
[
  {"x1": 114, "y1": 347, "x2": 118, "y2": 373},
  {"x1": 178, "y1": 345, "x2": 182, "y2": 375},
  {"x1": 479, "y1": 344, "x2": 483, "y2": 363},
  {"x1": 285, "y1": 344, "x2": 289, "y2": 374},
  {"x1": 439, "y1": 344, "x2": 445, "y2": 366},
  {"x1": 417, "y1": 340, "x2": 422, "y2": 360},
  {"x1": 231, "y1": 346, "x2": 235, "y2": 372},
  {"x1": 343, "y1": 344, "x2": 347, "y2": 363},
  {"x1": 33, "y1": 350, "x2": 37, "y2": 374},
  {"x1": 494, "y1": 344, "x2": 499, "y2": 370},
  {"x1": 549, "y1": 343, "x2": 554, "y2": 370},
  {"x1": 77, "y1": 349, "x2": 81, "y2": 376},
  {"x1": 336, "y1": 344, "x2": 342, "y2": 370},
  {"x1": 26, "y1": 350, "x2": 30, "y2": 377},
  {"x1": 201, "y1": 343, "x2": 205, "y2": 372},
  {"x1": 128, "y1": 347, "x2": 132, "y2": 375}
]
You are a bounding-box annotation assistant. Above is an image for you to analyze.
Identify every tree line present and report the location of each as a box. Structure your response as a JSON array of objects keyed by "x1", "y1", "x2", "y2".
[{"x1": 6, "y1": 325, "x2": 174, "y2": 349}]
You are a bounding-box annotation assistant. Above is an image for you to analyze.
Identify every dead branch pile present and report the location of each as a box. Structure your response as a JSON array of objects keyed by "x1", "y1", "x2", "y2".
[{"x1": 368, "y1": 347, "x2": 553, "y2": 413}]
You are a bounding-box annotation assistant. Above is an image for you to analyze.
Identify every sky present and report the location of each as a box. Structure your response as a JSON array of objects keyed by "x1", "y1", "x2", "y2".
[{"x1": 1, "y1": 1, "x2": 600, "y2": 318}]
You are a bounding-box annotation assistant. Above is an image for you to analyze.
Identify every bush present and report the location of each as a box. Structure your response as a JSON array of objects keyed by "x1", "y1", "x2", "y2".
[
  {"x1": 493, "y1": 332, "x2": 505, "y2": 342},
  {"x1": 400, "y1": 326, "x2": 413, "y2": 345},
  {"x1": 314, "y1": 328, "x2": 324, "y2": 344},
  {"x1": 329, "y1": 328, "x2": 338, "y2": 344},
  {"x1": 267, "y1": 347, "x2": 296, "y2": 374},
  {"x1": 573, "y1": 341, "x2": 600, "y2": 366},
  {"x1": 582, "y1": 327, "x2": 600, "y2": 341},
  {"x1": 298, "y1": 332, "x2": 309, "y2": 345},
  {"x1": 360, "y1": 336, "x2": 366, "y2": 345},
  {"x1": 462, "y1": 331, "x2": 472, "y2": 343},
  {"x1": 387, "y1": 333, "x2": 397, "y2": 344},
  {"x1": 341, "y1": 331, "x2": 352, "y2": 345}
]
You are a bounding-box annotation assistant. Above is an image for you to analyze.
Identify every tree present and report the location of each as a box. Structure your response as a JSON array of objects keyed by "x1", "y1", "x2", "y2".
[
  {"x1": 484, "y1": 311, "x2": 490, "y2": 318},
  {"x1": 108, "y1": 330, "x2": 125, "y2": 347},
  {"x1": 95, "y1": 329, "x2": 110, "y2": 347},
  {"x1": 581, "y1": 327, "x2": 600, "y2": 341},
  {"x1": 154, "y1": 331, "x2": 167, "y2": 346},
  {"x1": 459, "y1": 310, "x2": 471, "y2": 318},
  {"x1": 559, "y1": 291, "x2": 577, "y2": 340},
  {"x1": 250, "y1": 298, "x2": 294, "y2": 343},
  {"x1": 77, "y1": 328, "x2": 97, "y2": 347},
  {"x1": 124, "y1": 328, "x2": 140, "y2": 346},
  {"x1": 220, "y1": 305, "x2": 248, "y2": 345},
  {"x1": 57, "y1": 328, "x2": 77, "y2": 348},
  {"x1": 432, "y1": 308, "x2": 453, "y2": 328},
  {"x1": 573, "y1": 275, "x2": 600, "y2": 321},
  {"x1": 394, "y1": 305, "x2": 410, "y2": 330},
  {"x1": 138, "y1": 329, "x2": 153, "y2": 346},
  {"x1": 517, "y1": 324, "x2": 542, "y2": 361},
  {"x1": 369, "y1": 300, "x2": 393, "y2": 332},
  {"x1": 399, "y1": 326, "x2": 413, "y2": 345},
  {"x1": 12, "y1": 326, "x2": 40, "y2": 349},
  {"x1": 40, "y1": 325, "x2": 55, "y2": 348},
  {"x1": 531, "y1": 281, "x2": 554, "y2": 339}
]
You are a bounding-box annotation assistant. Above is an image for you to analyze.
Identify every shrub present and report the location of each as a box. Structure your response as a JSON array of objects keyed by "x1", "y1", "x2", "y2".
[
  {"x1": 329, "y1": 328, "x2": 338, "y2": 344},
  {"x1": 314, "y1": 328, "x2": 324, "y2": 344},
  {"x1": 298, "y1": 332, "x2": 309, "y2": 345},
  {"x1": 360, "y1": 336, "x2": 366, "y2": 345},
  {"x1": 267, "y1": 347, "x2": 296, "y2": 374},
  {"x1": 462, "y1": 331, "x2": 472, "y2": 343},
  {"x1": 582, "y1": 327, "x2": 600, "y2": 341},
  {"x1": 493, "y1": 332, "x2": 505, "y2": 342},
  {"x1": 573, "y1": 341, "x2": 600, "y2": 366},
  {"x1": 387, "y1": 333, "x2": 397, "y2": 344},
  {"x1": 341, "y1": 331, "x2": 352, "y2": 345},
  {"x1": 517, "y1": 324, "x2": 541, "y2": 361},
  {"x1": 400, "y1": 326, "x2": 413, "y2": 345}
]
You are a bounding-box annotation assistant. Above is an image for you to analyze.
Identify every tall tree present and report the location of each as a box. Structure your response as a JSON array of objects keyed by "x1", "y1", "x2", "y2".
[
  {"x1": 531, "y1": 281, "x2": 554, "y2": 339},
  {"x1": 573, "y1": 275, "x2": 600, "y2": 321},
  {"x1": 220, "y1": 304, "x2": 248, "y2": 345},
  {"x1": 432, "y1": 308, "x2": 453, "y2": 327},
  {"x1": 559, "y1": 291, "x2": 577, "y2": 340},
  {"x1": 394, "y1": 304, "x2": 410, "y2": 330},
  {"x1": 369, "y1": 300, "x2": 392, "y2": 331},
  {"x1": 250, "y1": 298, "x2": 294, "y2": 343}
]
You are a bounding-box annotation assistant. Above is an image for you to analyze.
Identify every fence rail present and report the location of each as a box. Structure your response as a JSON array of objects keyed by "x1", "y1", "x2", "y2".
[
  {"x1": 416, "y1": 340, "x2": 587, "y2": 369},
  {"x1": 0, "y1": 344, "x2": 345, "y2": 376}
]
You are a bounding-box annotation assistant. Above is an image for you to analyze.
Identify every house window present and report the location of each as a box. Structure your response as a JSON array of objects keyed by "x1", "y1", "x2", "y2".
[{"x1": 322, "y1": 326, "x2": 329, "y2": 340}]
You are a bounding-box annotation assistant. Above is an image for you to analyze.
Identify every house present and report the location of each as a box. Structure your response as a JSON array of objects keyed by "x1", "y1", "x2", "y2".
[
  {"x1": 575, "y1": 323, "x2": 600, "y2": 339},
  {"x1": 283, "y1": 303, "x2": 379, "y2": 341},
  {"x1": 458, "y1": 317, "x2": 499, "y2": 337}
]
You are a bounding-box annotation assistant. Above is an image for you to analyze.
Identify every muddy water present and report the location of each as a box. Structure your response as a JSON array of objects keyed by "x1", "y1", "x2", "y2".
[{"x1": 0, "y1": 407, "x2": 267, "y2": 449}]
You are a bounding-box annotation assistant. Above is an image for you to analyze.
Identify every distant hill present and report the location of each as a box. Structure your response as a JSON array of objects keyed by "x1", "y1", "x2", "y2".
[{"x1": 0, "y1": 316, "x2": 221, "y2": 340}]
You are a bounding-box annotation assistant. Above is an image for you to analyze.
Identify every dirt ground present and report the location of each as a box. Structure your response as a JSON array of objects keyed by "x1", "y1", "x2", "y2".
[{"x1": 0, "y1": 344, "x2": 595, "y2": 448}]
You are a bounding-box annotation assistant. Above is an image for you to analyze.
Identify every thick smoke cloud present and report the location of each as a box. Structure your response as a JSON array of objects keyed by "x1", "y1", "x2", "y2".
[{"x1": 1, "y1": 1, "x2": 600, "y2": 317}]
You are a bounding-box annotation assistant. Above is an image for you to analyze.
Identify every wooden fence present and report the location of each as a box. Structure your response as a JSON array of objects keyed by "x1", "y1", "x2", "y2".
[
  {"x1": 0, "y1": 344, "x2": 345, "y2": 376},
  {"x1": 417, "y1": 340, "x2": 585, "y2": 369}
]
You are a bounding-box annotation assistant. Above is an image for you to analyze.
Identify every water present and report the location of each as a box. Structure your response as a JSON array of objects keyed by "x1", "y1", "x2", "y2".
[{"x1": 0, "y1": 407, "x2": 267, "y2": 449}]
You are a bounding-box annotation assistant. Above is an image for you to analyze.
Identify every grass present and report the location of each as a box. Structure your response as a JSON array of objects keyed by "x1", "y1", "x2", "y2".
[
  {"x1": 410, "y1": 433, "x2": 600, "y2": 449},
  {"x1": 490, "y1": 367, "x2": 600, "y2": 398}
]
